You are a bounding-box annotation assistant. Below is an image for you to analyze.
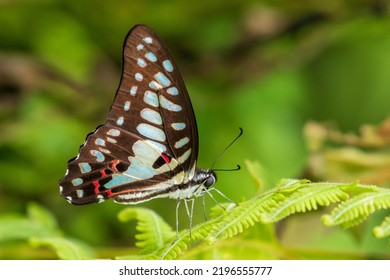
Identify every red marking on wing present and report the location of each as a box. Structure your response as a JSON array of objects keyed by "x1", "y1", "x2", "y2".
[
  {"x1": 111, "y1": 159, "x2": 120, "y2": 171},
  {"x1": 93, "y1": 181, "x2": 100, "y2": 194},
  {"x1": 161, "y1": 153, "x2": 171, "y2": 164},
  {"x1": 100, "y1": 169, "x2": 107, "y2": 177},
  {"x1": 106, "y1": 189, "x2": 113, "y2": 197}
]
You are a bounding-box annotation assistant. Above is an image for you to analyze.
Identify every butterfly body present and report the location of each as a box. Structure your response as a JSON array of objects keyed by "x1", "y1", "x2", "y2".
[{"x1": 59, "y1": 25, "x2": 217, "y2": 206}]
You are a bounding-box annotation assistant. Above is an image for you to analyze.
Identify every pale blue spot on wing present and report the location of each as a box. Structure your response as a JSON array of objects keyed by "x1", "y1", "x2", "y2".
[
  {"x1": 91, "y1": 150, "x2": 105, "y2": 162},
  {"x1": 174, "y1": 137, "x2": 190, "y2": 149},
  {"x1": 143, "y1": 37, "x2": 153, "y2": 44},
  {"x1": 99, "y1": 147, "x2": 111, "y2": 154},
  {"x1": 107, "y1": 137, "x2": 117, "y2": 144},
  {"x1": 136, "y1": 44, "x2": 144, "y2": 50},
  {"x1": 79, "y1": 163, "x2": 92, "y2": 173},
  {"x1": 124, "y1": 159, "x2": 157, "y2": 179},
  {"x1": 131, "y1": 140, "x2": 162, "y2": 167},
  {"x1": 137, "y1": 123, "x2": 166, "y2": 142},
  {"x1": 116, "y1": 116, "x2": 124, "y2": 125},
  {"x1": 171, "y1": 122, "x2": 186, "y2": 130},
  {"x1": 107, "y1": 129, "x2": 120, "y2": 136},
  {"x1": 145, "y1": 139, "x2": 167, "y2": 152},
  {"x1": 95, "y1": 138, "x2": 105, "y2": 146},
  {"x1": 167, "y1": 87, "x2": 178, "y2": 95},
  {"x1": 130, "y1": 86, "x2": 137, "y2": 96},
  {"x1": 76, "y1": 189, "x2": 84, "y2": 198},
  {"x1": 149, "y1": 81, "x2": 162, "y2": 90},
  {"x1": 137, "y1": 58, "x2": 147, "y2": 67},
  {"x1": 72, "y1": 178, "x2": 83, "y2": 186},
  {"x1": 145, "y1": 52, "x2": 157, "y2": 62},
  {"x1": 135, "y1": 73, "x2": 143, "y2": 81},
  {"x1": 144, "y1": 91, "x2": 159, "y2": 107},
  {"x1": 140, "y1": 108, "x2": 162, "y2": 125},
  {"x1": 154, "y1": 72, "x2": 171, "y2": 87},
  {"x1": 163, "y1": 60, "x2": 174, "y2": 72},
  {"x1": 104, "y1": 174, "x2": 135, "y2": 189},
  {"x1": 124, "y1": 101, "x2": 130, "y2": 111},
  {"x1": 178, "y1": 149, "x2": 191, "y2": 164},
  {"x1": 159, "y1": 95, "x2": 182, "y2": 112}
]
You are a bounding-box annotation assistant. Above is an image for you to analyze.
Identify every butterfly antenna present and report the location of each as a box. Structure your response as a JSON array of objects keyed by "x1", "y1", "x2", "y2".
[
  {"x1": 211, "y1": 127, "x2": 243, "y2": 170},
  {"x1": 213, "y1": 165, "x2": 241, "y2": 172}
]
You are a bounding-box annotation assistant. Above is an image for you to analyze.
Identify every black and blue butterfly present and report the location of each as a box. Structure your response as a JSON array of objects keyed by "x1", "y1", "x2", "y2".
[{"x1": 59, "y1": 25, "x2": 240, "y2": 229}]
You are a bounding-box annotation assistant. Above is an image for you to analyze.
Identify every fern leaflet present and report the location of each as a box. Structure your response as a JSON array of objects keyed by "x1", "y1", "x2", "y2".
[
  {"x1": 117, "y1": 207, "x2": 175, "y2": 254},
  {"x1": 261, "y1": 182, "x2": 352, "y2": 223},
  {"x1": 322, "y1": 189, "x2": 390, "y2": 228},
  {"x1": 373, "y1": 216, "x2": 390, "y2": 238}
]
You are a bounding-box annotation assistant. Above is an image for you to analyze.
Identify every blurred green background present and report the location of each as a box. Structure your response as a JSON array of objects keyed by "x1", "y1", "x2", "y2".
[{"x1": 1, "y1": 0, "x2": 390, "y2": 259}]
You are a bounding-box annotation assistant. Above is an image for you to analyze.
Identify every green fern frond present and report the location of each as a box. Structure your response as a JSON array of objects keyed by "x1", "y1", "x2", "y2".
[
  {"x1": 115, "y1": 179, "x2": 390, "y2": 259},
  {"x1": 322, "y1": 188, "x2": 390, "y2": 228},
  {"x1": 206, "y1": 198, "x2": 270, "y2": 243},
  {"x1": 120, "y1": 218, "x2": 218, "y2": 260},
  {"x1": 209, "y1": 202, "x2": 236, "y2": 219},
  {"x1": 205, "y1": 180, "x2": 351, "y2": 243},
  {"x1": 373, "y1": 216, "x2": 390, "y2": 238},
  {"x1": 152, "y1": 215, "x2": 224, "y2": 259},
  {"x1": 116, "y1": 206, "x2": 216, "y2": 260},
  {"x1": 204, "y1": 181, "x2": 301, "y2": 244},
  {"x1": 116, "y1": 234, "x2": 192, "y2": 260},
  {"x1": 154, "y1": 232, "x2": 194, "y2": 260},
  {"x1": 117, "y1": 207, "x2": 175, "y2": 253},
  {"x1": 117, "y1": 207, "x2": 228, "y2": 260},
  {"x1": 261, "y1": 182, "x2": 352, "y2": 223}
]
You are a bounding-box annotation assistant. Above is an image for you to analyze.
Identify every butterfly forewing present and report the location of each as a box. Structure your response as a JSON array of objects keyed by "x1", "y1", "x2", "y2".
[{"x1": 59, "y1": 25, "x2": 199, "y2": 205}]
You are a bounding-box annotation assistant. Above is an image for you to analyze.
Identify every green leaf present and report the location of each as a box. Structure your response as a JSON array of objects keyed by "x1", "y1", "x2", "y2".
[
  {"x1": 151, "y1": 218, "x2": 218, "y2": 260},
  {"x1": 27, "y1": 202, "x2": 58, "y2": 232},
  {"x1": 115, "y1": 179, "x2": 390, "y2": 260},
  {"x1": 117, "y1": 207, "x2": 175, "y2": 253},
  {"x1": 0, "y1": 216, "x2": 51, "y2": 241},
  {"x1": 373, "y1": 216, "x2": 390, "y2": 238},
  {"x1": 0, "y1": 203, "x2": 96, "y2": 259},
  {"x1": 206, "y1": 195, "x2": 276, "y2": 244},
  {"x1": 209, "y1": 202, "x2": 236, "y2": 219},
  {"x1": 116, "y1": 210, "x2": 219, "y2": 260},
  {"x1": 0, "y1": 203, "x2": 59, "y2": 242},
  {"x1": 261, "y1": 182, "x2": 351, "y2": 223},
  {"x1": 30, "y1": 237, "x2": 95, "y2": 260},
  {"x1": 245, "y1": 160, "x2": 272, "y2": 192},
  {"x1": 322, "y1": 189, "x2": 390, "y2": 228}
]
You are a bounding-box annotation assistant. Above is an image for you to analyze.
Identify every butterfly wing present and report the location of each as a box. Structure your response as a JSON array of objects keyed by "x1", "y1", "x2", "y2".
[{"x1": 59, "y1": 25, "x2": 199, "y2": 205}]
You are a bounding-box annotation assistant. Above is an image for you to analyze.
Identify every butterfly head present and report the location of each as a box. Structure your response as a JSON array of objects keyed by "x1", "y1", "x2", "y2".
[{"x1": 192, "y1": 168, "x2": 217, "y2": 196}]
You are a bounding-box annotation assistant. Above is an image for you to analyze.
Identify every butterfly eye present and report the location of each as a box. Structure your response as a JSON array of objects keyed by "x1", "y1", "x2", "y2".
[{"x1": 204, "y1": 174, "x2": 216, "y2": 188}]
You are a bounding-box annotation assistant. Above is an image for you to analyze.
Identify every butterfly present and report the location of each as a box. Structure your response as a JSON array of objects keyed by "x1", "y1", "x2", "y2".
[{"x1": 59, "y1": 25, "x2": 228, "y2": 225}]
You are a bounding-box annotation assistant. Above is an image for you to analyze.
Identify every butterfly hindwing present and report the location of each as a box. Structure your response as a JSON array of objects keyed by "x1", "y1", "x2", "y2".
[{"x1": 59, "y1": 25, "x2": 199, "y2": 205}]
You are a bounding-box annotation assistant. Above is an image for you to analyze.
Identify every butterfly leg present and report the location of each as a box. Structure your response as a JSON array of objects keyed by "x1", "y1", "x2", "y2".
[
  {"x1": 175, "y1": 198, "x2": 181, "y2": 239},
  {"x1": 204, "y1": 187, "x2": 237, "y2": 211},
  {"x1": 184, "y1": 198, "x2": 195, "y2": 238},
  {"x1": 202, "y1": 195, "x2": 208, "y2": 221},
  {"x1": 212, "y1": 188, "x2": 238, "y2": 206}
]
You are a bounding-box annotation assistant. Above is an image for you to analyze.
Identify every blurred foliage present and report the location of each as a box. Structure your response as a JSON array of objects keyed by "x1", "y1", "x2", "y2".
[
  {"x1": 1, "y1": 178, "x2": 389, "y2": 260},
  {"x1": 1, "y1": 0, "x2": 390, "y2": 259}
]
